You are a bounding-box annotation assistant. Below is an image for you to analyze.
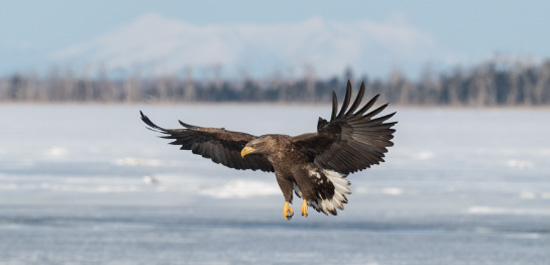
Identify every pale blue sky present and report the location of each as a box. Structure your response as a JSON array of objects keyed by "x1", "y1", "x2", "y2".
[{"x1": 2, "y1": 0, "x2": 549, "y2": 78}]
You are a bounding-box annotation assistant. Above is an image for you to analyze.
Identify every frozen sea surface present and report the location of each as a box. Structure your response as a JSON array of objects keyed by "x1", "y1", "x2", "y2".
[{"x1": 1, "y1": 104, "x2": 550, "y2": 264}]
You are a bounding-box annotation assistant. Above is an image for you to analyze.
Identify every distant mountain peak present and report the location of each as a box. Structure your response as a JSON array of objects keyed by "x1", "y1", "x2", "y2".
[{"x1": 51, "y1": 13, "x2": 456, "y2": 79}]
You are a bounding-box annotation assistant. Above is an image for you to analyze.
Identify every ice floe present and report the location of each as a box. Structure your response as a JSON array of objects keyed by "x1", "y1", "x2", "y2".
[
  {"x1": 414, "y1": 151, "x2": 435, "y2": 160},
  {"x1": 468, "y1": 206, "x2": 550, "y2": 216},
  {"x1": 143, "y1": 176, "x2": 160, "y2": 185},
  {"x1": 114, "y1": 157, "x2": 163, "y2": 166},
  {"x1": 507, "y1": 159, "x2": 533, "y2": 169},
  {"x1": 355, "y1": 186, "x2": 405, "y2": 196},
  {"x1": 199, "y1": 180, "x2": 279, "y2": 199},
  {"x1": 46, "y1": 146, "x2": 68, "y2": 157},
  {"x1": 518, "y1": 191, "x2": 537, "y2": 199}
]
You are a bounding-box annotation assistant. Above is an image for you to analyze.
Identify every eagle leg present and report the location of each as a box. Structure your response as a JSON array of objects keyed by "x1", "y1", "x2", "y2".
[
  {"x1": 301, "y1": 199, "x2": 308, "y2": 217},
  {"x1": 283, "y1": 201, "x2": 294, "y2": 220}
]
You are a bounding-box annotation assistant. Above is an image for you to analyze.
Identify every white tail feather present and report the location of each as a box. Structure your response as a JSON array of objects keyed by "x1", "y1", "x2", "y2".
[
  {"x1": 291, "y1": 168, "x2": 352, "y2": 215},
  {"x1": 324, "y1": 170, "x2": 351, "y2": 194},
  {"x1": 313, "y1": 169, "x2": 351, "y2": 215}
]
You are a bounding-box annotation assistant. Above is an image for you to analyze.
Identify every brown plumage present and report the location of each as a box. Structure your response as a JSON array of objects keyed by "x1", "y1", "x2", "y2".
[{"x1": 140, "y1": 80, "x2": 397, "y2": 220}]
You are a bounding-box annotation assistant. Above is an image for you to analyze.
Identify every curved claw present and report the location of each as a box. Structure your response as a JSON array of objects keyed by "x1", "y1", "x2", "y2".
[
  {"x1": 283, "y1": 201, "x2": 294, "y2": 220},
  {"x1": 301, "y1": 199, "x2": 309, "y2": 217}
]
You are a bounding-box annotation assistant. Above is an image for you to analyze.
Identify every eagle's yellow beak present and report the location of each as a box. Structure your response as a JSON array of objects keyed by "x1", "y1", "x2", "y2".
[{"x1": 241, "y1": 147, "x2": 255, "y2": 157}]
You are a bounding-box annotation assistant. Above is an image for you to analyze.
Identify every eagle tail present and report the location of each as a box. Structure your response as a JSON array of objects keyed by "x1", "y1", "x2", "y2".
[{"x1": 306, "y1": 169, "x2": 351, "y2": 216}]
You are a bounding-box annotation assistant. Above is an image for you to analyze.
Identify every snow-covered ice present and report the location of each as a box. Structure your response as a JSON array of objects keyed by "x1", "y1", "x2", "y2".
[{"x1": 1, "y1": 104, "x2": 549, "y2": 264}]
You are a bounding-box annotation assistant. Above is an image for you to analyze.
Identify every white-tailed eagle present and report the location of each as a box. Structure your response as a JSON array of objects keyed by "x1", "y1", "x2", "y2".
[{"x1": 140, "y1": 81, "x2": 396, "y2": 220}]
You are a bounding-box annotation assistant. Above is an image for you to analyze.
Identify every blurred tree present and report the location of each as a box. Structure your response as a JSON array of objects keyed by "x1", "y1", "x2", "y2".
[{"x1": 1, "y1": 59, "x2": 549, "y2": 105}]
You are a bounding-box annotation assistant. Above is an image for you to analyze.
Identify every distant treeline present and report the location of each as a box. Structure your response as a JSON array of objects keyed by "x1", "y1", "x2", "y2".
[{"x1": 1, "y1": 60, "x2": 550, "y2": 105}]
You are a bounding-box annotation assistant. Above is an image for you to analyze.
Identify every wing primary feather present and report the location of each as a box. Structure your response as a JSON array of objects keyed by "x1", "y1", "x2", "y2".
[
  {"x1": 140, "y1": 111, "x2": 167, "y2": 133},
  {"x1": 363, "y1": 104, "x2": 388, "y2": 120},
  {"x1": 178, "y1": 120, "x2": 200, "y2": 129},
  {"x1": 331, "y1": 91, "x2": 338, "y2": 121},
  {"x1": 293, "y1": 82, "x2": 396, "y2": 175},
  {"x1": 336, "y1": 81, "x2": 352, "y2": 118},
  {"x1": 353, "y1": 94, "x2": 380, "y2": 117},
  {"x1": 365, "y1": 112, "x2": 397, "y2": 125},
  {"x1": 345, "y1": 81, "x2": 365, "y2": 115}
]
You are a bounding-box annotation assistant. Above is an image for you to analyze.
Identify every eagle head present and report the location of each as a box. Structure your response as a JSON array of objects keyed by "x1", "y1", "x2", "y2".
[{"x1": 241, "y1": 136, "x2": 275, "y2": 157}]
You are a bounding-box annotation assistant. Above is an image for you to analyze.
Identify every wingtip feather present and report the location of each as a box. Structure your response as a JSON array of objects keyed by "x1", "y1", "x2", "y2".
[
  {"x1": 178, "y1": 120, "x2": 199, "y2": 129},
  {"x1": 336, "y1": 82, "x2": 352, "y2": 118},
  {"x1": 331, "y1": 91, "x2": 338, "y2": 121},
  {"x1": 345, "y1": 82, "x2": 365, "y2": 115},
  {"x1": 140, "y1": 110, "x2": 166, "y2": 133}
]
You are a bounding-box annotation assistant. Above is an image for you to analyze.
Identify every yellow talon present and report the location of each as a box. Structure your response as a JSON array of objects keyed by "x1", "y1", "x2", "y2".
[
  {"x1": 283, "y1": 201, "x2": 294, "y2": 220},
  {"x1": 301, "y1": 199, "x2": 308, "y2": 217}
]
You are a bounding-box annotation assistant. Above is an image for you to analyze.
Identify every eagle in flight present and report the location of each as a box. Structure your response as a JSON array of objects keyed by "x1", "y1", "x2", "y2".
[{"x1": 140, "y1": 81, "x2": 396, "y2": 220}]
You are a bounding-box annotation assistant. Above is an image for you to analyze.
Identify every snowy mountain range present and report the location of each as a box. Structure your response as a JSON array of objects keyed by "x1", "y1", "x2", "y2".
[{"x1": 51, "y1": 13, "x2": 463, "y2": 79}]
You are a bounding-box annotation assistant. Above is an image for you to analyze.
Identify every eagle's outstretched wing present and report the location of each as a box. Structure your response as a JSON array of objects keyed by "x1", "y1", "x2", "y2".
[
  {"x1": 291, "y1": 81, "x2": 397, "y2": 174},
  {"x1": 140, "y1": 111, "x2": 274, "y2": 172}
]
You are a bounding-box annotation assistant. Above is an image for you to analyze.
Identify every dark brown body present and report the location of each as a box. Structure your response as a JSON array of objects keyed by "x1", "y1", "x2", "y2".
[{"x1": 259, "y1": 135, "x2": 318, "y2": 203}]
